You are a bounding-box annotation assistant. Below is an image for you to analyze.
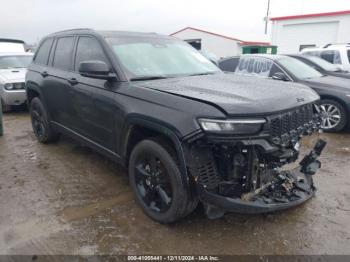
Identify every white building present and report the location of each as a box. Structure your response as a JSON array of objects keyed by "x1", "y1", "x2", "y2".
[
  {"x1": 271, "y1": 10, "x2": 350, "y2": 53},
  {"x1": 170, "y1": 27, "x2": 269, "y2": 58}
]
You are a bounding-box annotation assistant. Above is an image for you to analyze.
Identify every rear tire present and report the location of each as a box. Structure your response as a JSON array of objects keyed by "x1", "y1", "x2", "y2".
[
  {"x1": 129, "y1": 139, "x2": 195, "y2": 223},
  {"x1": 30, "y1": 97, "x2": 59, "y2": 143}
]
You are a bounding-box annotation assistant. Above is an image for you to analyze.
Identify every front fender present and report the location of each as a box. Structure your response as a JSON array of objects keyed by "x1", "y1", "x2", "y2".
[{"x1": 120, "y1": 114, "x2": 195, "y2": 196}]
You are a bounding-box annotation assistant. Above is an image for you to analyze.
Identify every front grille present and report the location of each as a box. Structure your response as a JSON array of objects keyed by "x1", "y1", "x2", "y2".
[
  {"x1": 197, "y1": 161, "x2": 220, "y2": 189},
  {"x1": 268, "y1": 104, "x2": 317, "y2": 144}
]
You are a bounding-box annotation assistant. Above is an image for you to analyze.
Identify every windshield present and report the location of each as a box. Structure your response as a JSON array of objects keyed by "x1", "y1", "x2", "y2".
[
  {"x1": 306, "y1": 56, "x2": 340, "y2": 72},
  {"x1": 278, "y1": 57, "x2": 323, "y2": 79},
  {"x1": 106, "y1": 37, "x2": 220, "y2": 80},
  {"x1": 0, "y1": 55, "x2": 33, "y2": 69}
]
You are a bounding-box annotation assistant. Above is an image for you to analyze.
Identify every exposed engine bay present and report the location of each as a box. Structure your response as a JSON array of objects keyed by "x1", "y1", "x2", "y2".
[{"x1": 185, "y1": 103, "x2": 327, "y2": 218}]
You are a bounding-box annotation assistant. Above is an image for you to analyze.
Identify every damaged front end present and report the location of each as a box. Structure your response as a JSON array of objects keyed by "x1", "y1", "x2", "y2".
[{"x1": 184, "y1": 103, "x2": 327, "y2": 219}]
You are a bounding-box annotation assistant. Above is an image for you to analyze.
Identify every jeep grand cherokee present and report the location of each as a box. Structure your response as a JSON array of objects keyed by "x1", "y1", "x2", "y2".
[{"x1": 26, "y1": 29, "x2": 326, "y2": 223}]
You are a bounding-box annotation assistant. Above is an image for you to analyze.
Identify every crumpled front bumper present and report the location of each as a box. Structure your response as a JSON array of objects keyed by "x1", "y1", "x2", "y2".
[
  {"x1": 199, "y1": 168, "x2": 315, "y2": 214},
  {"x1": 198, "y1": 139, "x2": 326, "y2": 216}
]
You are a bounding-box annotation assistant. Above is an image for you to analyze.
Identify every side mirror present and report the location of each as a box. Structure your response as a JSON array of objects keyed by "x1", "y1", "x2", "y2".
[
  {"x1": 272, "y1": 72, "x2": 290, "y2": 81},
  {"x1": 79, "y1": 60, "x2": 116, "y2": 80}
]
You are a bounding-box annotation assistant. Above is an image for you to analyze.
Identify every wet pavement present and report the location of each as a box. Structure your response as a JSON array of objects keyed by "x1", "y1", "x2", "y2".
[{"x1": 0, "y1": 112, "x2": 349, "y2": 255}]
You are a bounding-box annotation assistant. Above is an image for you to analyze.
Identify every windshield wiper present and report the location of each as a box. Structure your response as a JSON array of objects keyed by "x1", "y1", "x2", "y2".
[
  {"x1": 187, "y1": 72, "x2": 217, "y2": 77},
  {"x1": 129, "y1": 76, "x2": 169, "y2": 81}
]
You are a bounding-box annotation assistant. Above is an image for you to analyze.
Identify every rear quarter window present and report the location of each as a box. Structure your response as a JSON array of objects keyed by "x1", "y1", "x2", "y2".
[{"x1": 33, "y1": 38, "x2": 54, "y2": 65}]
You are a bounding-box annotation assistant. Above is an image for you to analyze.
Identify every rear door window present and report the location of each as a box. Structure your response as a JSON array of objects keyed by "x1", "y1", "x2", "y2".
[
  {"x1": 235, "y1": 57, "x2": 273, "y2": 78},
  {"x1": 34, "y1": 38, "x2": 54, "y2": 65},
  {"x1": 52, "y1": 37, "x2": 75, "y2": 71},
  {"x1": 74, "y1": 36, "x2": 109, "y2": 71},
  {"x1": 320, "y1": 50, "x2": 341, "y2": 64}
]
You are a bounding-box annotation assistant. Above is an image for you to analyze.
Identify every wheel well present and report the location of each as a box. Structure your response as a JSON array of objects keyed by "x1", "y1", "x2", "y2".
[
  {"x1": 125, "y1": 125, "x2": 178, "y2": 167},
  {"x1": 319, "y1": 95, "x2": 348, "y2": 116},
  {"x1": 27, "y1": 89, "x2": 40, "y2": 104}
]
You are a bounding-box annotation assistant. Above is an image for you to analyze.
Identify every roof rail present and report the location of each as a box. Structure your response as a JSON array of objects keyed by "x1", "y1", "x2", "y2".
[
  {"x1": 50, "y1": 28, "x2": 93, "y2": 34},
  {"x1": 323, "y1": 43, "x2": 350, "y2": 48}
]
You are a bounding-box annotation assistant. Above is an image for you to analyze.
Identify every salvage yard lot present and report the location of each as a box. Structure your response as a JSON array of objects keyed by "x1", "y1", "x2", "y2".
[{"x1": 0, "y1": 112, "x2": 350, "y2": 255}]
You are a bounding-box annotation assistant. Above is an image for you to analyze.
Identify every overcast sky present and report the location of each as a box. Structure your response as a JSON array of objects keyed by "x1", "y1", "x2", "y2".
[{"x1": 1, "y1": 0, "x2": 350, "y2": 44}]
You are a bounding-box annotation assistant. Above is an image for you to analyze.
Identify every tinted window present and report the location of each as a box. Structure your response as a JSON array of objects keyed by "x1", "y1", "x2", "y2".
[
  {"x1": 53, "y1": 37, "x2": 75, "y2": 70},
  {"x1": 219, "y1": 57, "x2": 239, "y2": 72},
  {"x1": 320, "y1": 50, "x2": 341, "y2": 64},
  {"x1": 306, "y1": 56, "x2": 340, "y2": 72},
  {"x1": 278, "y1": 57, "x2": 323, "y2": 79},
  {"x1": 75, "y1": 37, "x2": 109, "y2": 71},
  {"x1": 269, "y1": 64, "x2": 284, "y2": 77},
  {"x1": 347, "y1": 49, "x2": 350, "y2": 63},
  {"x1": 34, "y1": 38, "x2": 53, "y2": 65},
  {"x1": 235, "y1": 57, "x2": 273, "y2": 78}
]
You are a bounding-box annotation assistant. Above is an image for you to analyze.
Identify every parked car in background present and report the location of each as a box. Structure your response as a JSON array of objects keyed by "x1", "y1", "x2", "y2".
[
  {"x1": 301, "y1": 44, "x2": 350, "y2": 72},
  {"x1": 0, "y1": 38, "x2": 26, "y2": 53},
  {"x1": 26, "y1": 29, "x2": 325, "y2": 223},
  {"x1": 0, "y1": 52, "x2": 33, "y2": 112},
  {"x1": 200, "y1": 50, "x2": 219, "y2": 65},
  {"x1": 287, "y1": 54, "x2": 350, "y2": 79},
  {"x1": 218, "y1": 54, "x2": 350, "y2": 132}
]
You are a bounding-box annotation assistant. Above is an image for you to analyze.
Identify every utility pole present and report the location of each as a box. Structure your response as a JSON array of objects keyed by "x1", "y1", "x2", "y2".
[{"x1": 264, "y1": 0, "x2": 271, "y2": 34}]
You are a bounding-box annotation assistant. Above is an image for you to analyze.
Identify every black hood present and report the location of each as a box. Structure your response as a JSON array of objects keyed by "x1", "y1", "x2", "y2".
[
  {"x1": 302, "y1": 75, "x2": 350, "y2": 93},
  {"x1": 137, "y1": 74, "x2": 319, "y2": 116}
]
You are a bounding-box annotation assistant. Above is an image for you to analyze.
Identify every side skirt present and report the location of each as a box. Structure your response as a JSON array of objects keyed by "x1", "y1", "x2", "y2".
[{"x1": 51, "y1": 121, "x2": 123, "y2": 165}]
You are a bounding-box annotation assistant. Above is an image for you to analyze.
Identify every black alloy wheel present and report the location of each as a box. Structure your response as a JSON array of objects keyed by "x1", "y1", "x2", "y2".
[
  {"x1": 134, "y1": 154, "x2": 173, "y2": 213},
  {"x1": 30, "y1": 97, "x2": 59, "y2": 143},
  {"x1": 129, "y1": 139, "x2": 196, "y2": 223}
]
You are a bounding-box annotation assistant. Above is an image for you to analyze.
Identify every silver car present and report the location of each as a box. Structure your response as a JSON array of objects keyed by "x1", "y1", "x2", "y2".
[{"x1": 0, "y1": 52, "x2": 33, "y2": 112}]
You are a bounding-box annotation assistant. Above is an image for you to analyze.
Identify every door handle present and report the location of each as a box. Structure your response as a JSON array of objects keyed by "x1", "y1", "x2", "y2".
[
  {"x1": 41, "y1": 71, "x2": 48, "y2": 77},
  {"x1": 68, "y1": 78, "x2": 78, "y2": 86}
]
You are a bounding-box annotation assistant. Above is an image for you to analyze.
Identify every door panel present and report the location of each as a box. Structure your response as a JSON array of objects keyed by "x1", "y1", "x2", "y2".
[
  {"x1": 71, "y1": 36, "x2": 117, "y2": 151},
  {"x1": 45, "y1": 36, "x2": 76, "y2": 128},
  {"x1": 69, "y1": 76, "x2": 116, "y2": 151}
]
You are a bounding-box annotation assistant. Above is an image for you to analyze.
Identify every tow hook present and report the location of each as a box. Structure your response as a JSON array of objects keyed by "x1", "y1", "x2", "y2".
[{"x1": 300, "y1": 139, "x2": 327, "y2": 175}]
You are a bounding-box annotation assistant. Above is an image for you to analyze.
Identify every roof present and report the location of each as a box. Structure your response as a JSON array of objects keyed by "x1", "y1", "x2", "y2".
[
  {"x1": 240, "y1": 54, "x2": 287, "y2": 61},
  {"x1": 270, "y1": 10, "x2": 350, "y2": 21},
  {"x1": 170, "y1": 27, "x2": 270, "y2": 45},
  {"x1": 0, "y1": 52, "x2": 34, "y2": 56},
  {"x1": 0, "y1": 38, "x2": 25, "y2": 44},
  {"x1": 46, "y1": 28, "x2": 172, "y2": 39}
]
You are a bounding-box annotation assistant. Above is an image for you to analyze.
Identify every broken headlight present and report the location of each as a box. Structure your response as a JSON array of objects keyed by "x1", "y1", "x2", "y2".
[{"x1": 198, "y1": 118, "x2": 266, "y2": 134}]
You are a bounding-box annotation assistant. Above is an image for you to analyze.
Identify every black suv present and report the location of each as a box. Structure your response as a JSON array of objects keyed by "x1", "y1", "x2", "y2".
[{"x1": 26, "y1": 29, "x2": 326, "y2": 223}]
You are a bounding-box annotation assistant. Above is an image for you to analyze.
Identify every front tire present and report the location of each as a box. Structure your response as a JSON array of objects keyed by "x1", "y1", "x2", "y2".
[
  {"x1": 129, "y1": 139, "x2": 194, "y2": 223},
  {"x1": 30, "y1": 97, "x2": 59, "y2": 143},
  {"x1": 317, "y1": 99, "x2": 347, "y2": 132}
]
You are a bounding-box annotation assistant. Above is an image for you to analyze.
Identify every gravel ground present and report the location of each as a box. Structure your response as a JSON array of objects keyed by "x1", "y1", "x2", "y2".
[{"x1": 0, "y1": 112, "x2": 349, "y2": 255}]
